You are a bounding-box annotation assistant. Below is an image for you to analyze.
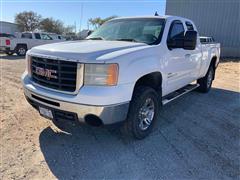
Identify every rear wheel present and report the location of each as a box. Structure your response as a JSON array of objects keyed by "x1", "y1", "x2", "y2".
[
  {"x1": 197, "y1": 65, "x2": 214, "y2": 93},
  {"x1": 16, "y1": 45, "x2": 27, "y2": 56},
  {"x1": 122, "y1": 86, "x2": 160, "y2": 139}
]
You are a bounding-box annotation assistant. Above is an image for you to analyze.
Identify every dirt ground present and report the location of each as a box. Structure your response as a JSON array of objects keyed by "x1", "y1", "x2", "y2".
[{"x1": 0, "y1": 55, "x2": 239, "y2": 179}]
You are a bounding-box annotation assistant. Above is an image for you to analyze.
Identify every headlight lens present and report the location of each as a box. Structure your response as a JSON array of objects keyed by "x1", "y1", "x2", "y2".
[{"x1": 84, "y1": 64, "x2": 118, "y2": 86}]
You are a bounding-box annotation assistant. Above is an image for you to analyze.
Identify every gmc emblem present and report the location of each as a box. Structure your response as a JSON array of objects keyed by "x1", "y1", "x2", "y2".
[{"x1": 35, "y1": 67, "x2": 57, "y2": 79}]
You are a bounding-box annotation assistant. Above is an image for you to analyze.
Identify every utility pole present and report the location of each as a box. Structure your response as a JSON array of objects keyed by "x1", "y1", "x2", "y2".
[
  {"x1": 79, "y1": 3, "x2": 83, "y2": 32},
  {"x1": 74, "y1": 21, "x2": 77, "y2": 34}
]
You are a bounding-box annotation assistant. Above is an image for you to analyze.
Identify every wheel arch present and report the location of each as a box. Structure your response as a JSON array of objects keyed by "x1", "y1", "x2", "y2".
[
  {"x1": 210, "y1": 56, "x2": 217, "y2": 80},
  {"x1": 133, "y1": 71, "x2": 162, "y2": 97},
  {"x1": 15, "y1": 43, "x2": 28, "y2": 50}
]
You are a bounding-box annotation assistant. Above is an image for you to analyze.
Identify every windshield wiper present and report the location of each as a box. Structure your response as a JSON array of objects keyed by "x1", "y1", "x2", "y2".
[
  {"x1": 115, "y1": 38, "x2": 138, "y2": 42},
  {"x1": 87, "y1": 37, "x2": 105, "y2": 40}
]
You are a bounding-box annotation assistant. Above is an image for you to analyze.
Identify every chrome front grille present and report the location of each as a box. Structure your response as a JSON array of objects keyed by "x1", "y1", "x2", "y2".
[{"x1": 31, "y1": 56, "x2": 78, "y2": 92}]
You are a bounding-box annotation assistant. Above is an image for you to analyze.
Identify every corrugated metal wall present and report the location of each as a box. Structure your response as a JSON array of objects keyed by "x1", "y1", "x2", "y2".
[
  {"x1": 165, "y1": 0, "x2": 240, "y2": 57},
  {"x1": 0, "y1": 21, "x2": 19, "y2": 35}
]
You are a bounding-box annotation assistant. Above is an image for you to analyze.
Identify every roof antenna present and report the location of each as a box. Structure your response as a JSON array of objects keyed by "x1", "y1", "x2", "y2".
[{"x1": 154, "y1": 11, "x2": 159, "y2": 16}]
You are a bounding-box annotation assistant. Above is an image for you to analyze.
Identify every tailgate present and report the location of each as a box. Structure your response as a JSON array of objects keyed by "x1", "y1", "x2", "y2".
[{"x1": 0, "y1": 37, "x2": 10, "y2": 47}]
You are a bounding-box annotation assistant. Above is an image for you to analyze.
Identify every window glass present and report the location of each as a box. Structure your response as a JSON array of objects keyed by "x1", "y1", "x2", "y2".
[
  {"x1": 34, "y1": 33, "x2": 41, "y2": 39},
  {"x1": 41, "y1": 34, "x2": 52, "y2": 40},
  {"x1": 87, "y1": 18, "x2": 165, "y2": 45},
  {"x1": 0, "y1": 33, "x2": 16, "y2": 38},
  {"x1": 200, "y1": 38, "x2": 206, "y2": 43},
  {"x1": 169, "y1": 21, "x2": 184, "y2": 39},
  {"x1": 21, "y1": 33, "x2": 32, "y2": 39},
  {"x1": 186, "y1": 22, "x2": 194, "y2": 31},
  {"x1": 143, "y1": 26, "x2": 162, "y2": 38}
]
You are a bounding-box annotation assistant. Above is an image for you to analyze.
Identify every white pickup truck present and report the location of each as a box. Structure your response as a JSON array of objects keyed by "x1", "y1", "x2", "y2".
[
  {"x1": 3, "y1": 32, "x2": 64, "y2": 56},
  {"x1": 0, "y1": 33, "x2": 16, "y2": 55},
  {"x1": 22, "y1": 16, "x2": 220, "y2": 139}
]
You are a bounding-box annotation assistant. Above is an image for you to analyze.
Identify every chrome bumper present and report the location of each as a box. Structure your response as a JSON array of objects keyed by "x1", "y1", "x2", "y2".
[{"x1": 24, "y1": 87, "x2": 129, "y2": 125}]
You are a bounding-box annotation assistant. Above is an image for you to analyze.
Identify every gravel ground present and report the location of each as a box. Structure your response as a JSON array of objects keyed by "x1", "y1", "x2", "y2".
[{"x1": 0, "y1": 55, "x2": 239, "y2": 179}]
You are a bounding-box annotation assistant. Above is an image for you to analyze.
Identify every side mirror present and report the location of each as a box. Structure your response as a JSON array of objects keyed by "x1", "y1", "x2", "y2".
[
  {"x1": 167, "y1": 36, "x2": 184, "y2": 49},
  {"x1": 87, "y1": 31, "x2": 93, "y2": 36},
  {"x1": 184, "y1": 31, "x2": 197, "y2": 50}
]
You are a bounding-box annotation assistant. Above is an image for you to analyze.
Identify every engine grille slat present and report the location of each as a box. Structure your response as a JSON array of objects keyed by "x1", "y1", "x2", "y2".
[
  {"x1": 31, "y1": 64, "x2": 76, "y2": 76},
  {"x1": 31, "y1": 56, "x2": 78, "y2": 92},
  {"x1": 32, "y1": 71, "x2": 76, "y2": 81},
  {"x1": 32, "y1": 59, "x2": 76, "y2": 68},
  {"x1": 32, "y1": 76, "x2": 76, "y2": 87}
]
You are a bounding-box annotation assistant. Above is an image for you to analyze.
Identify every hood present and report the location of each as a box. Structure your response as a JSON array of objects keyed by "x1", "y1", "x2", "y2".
[{"x1": 29, "y1": 40, "x2": 148, "y2": 62}]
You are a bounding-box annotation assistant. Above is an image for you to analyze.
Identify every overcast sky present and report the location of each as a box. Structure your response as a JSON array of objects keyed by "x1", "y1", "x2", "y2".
[{"x1": 1, "y1": 0, "x2": 166, "y2": 31}]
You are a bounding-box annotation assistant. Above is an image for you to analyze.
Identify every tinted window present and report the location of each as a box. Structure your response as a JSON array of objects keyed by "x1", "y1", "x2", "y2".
[
  {"x1": 0, "y1": 33, "x2": 16, "y2": 38},
  {"x1": 21, "y1": 33, "x2": 32, "y2": 39},
  {"x1": 41, "y1": 34, "x2": 52, "y2": 40},
  {"x1": 34, "y1": 33, "x2": 41, "y2": 39},
  {"x1": 200, "y1": 37, "x2": 214, "y2": 43},
  {"x1": 210, "y1": 38, "x2": 214, "y2": 42},
  {"x1": 200, "y1": 38, "x2": 207, "y2": 43},
  {"x1": 169, "y1": 21, "x2": 185, "y2": 39},
  {"x1": 186, "y1": 21, "x2": 194, "y2": 31}
]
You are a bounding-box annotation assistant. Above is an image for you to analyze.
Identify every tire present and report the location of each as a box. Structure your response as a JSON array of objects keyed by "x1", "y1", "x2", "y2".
[
  {"x1": 197, "y1": 65, "x2": 214, "y2": 93},
  {"x1": 122, "y1": 86, "x2": 160, "y2": 139},
  {"x1": 6, "y1": 51, "x2": 14, "y2": 56},
  {"x1": 16, "y1": 45, "x2": 27, "y2": 56}
]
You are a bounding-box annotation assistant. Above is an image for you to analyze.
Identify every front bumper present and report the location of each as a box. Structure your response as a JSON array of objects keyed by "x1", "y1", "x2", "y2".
[{"x1": 24, "y1": 87, "x2": 129, "y2": 125}]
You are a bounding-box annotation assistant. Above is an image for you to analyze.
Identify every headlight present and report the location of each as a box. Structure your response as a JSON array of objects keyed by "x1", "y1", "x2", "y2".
[
  {"x1": 26, "y1": 55, "x2": 32, "y2": 77},
  {"x1": 84, "y1": 64, "x2": 119, "y2": 86}
]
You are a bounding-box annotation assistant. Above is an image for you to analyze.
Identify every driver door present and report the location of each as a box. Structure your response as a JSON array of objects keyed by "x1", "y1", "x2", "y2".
[{"x1": 165, "y1": 20, "x2": 193, "y2": 93}]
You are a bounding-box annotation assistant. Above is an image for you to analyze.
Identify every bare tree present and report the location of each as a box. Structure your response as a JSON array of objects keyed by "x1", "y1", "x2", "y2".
[
  {"x1": 40, "y1": 18, "x2": 65, "y2": 34},
  {"x1": 15, "y1": 11, "x2": 42, "y2": 31},
  {"x1": 63, "y1": 25, "x2": 75, "y2": 35},
  {"x1": 88, "y1": 16, "x2": 117, "y2": 29}
]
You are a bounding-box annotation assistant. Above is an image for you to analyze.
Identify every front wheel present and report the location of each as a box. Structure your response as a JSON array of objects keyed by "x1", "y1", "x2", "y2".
[
  {"x1": 122, "y1": 86, "x2": 160, "y2": 139},
  {"x1": 197, "y1": 65, "x2": 214, "y2": 93}
]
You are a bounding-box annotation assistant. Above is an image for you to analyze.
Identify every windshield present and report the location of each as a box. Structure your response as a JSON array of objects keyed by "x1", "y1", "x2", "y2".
[{"x1": 87, "y1": 18, "x2": 165, "y2": 45}]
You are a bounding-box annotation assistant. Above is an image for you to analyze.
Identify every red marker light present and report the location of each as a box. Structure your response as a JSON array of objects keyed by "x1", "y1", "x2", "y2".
[{"x1": 6, "y1": 39, "x2": 10, "y2": 45}]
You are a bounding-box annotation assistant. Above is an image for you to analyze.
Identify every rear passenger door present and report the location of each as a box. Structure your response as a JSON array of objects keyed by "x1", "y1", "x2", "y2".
[
  {"x1": 34, "y1": 33, "x2": 53, "y2": 47},
  {"x1": 33, "y1": 33, "x2": 43, "y2": 47},
  {"x1": 21, "y1": 32, "x2": 33, "y2": 49},
  {"x1": 184, "y1": 21, "x2": 202, "y2": 80}
]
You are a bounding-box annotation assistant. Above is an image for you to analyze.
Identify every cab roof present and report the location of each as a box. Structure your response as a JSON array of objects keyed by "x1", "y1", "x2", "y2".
[{"x1": 110, "y1": 15, "x2": 193, "y2": 23}]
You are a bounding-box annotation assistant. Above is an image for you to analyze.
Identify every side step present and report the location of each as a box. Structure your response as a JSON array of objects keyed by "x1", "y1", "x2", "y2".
[{"x1": 162, "y1": 84, "x2": 199, "y2": 105}]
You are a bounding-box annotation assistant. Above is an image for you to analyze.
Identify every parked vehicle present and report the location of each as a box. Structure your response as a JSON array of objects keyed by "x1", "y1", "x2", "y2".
[
  {"x1": 78, "y1": 30, "x2": 93, "y2": 39},
  {"x1": 6, "y1": 32, "x2": 65, "y2": 56},
  {"x1": 46, "y1": 33, "x2": 66, "y2": 41},
  {"x1": 22, "y1": 16, "x2": 220, "y2": 139},
  {"x1": 0, "y1": 33, "x2": 16, "y2": 55}
]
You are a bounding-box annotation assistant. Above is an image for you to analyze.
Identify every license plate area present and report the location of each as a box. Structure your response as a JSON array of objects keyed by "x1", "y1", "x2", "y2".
[{"x1": 39, "y1": 106, "x2": 53, "y2": 119}]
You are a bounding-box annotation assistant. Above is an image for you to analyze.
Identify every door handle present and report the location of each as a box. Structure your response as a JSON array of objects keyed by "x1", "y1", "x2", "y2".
[{"x1": 185, "y1": 54, "x2": 191, "y2": 58}]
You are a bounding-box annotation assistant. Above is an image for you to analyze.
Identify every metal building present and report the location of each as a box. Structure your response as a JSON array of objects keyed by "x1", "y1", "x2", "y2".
[
  {"x1": 0, "y1": 21, "x2": 19, "y2": 35},
  {"x1": 165, "y1": 0, "x2": 240, "y2": 57}
]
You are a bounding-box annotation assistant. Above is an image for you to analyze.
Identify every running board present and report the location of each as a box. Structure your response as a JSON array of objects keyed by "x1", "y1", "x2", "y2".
[{"x1": 162, "y1": 84, "x2": 199, "y2": 105}]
